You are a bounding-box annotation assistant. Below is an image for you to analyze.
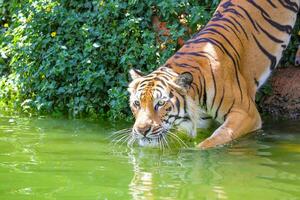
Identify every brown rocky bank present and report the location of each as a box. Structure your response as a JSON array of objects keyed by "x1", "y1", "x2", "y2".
[{"x1": 259, "y1": 67, "x2": 300, "y2": 120}]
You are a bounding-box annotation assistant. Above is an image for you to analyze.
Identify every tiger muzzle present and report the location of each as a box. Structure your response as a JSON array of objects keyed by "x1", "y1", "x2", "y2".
[{"x1": 136, "y1": 125, "x2": 152, "y2": 136}]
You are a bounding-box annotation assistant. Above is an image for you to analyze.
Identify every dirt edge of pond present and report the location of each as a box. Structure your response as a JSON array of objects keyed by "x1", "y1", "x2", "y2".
[{"x1": 259, "y1": 67, "x2": 300, "y2": 120}]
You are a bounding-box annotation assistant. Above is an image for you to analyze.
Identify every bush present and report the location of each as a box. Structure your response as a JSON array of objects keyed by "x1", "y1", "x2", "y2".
[{"x1": 0, "y1": 0, "x2": 298, "y2": 120}]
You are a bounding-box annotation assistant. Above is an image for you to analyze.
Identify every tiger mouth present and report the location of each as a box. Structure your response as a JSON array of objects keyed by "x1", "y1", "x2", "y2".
[
  {"x1": 138, "y1": 137, "x2": 159, "y2": 147},
  {"x1": 135, "y1": 131, "x2": 168, "y2": 147}
]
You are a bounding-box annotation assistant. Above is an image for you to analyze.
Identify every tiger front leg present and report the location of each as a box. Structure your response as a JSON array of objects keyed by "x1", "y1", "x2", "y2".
[{"x1": 197, "y1": 106, "x2": 261, "y2": 149}]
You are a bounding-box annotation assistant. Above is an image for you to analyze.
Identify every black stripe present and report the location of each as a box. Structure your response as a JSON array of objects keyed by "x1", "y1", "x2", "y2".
[
  {"x1": 205, "y1": 23, "x2": 245, "y2": 46},
  {"x1": 159, "y1": 67, "x2": 176, "y2": 77},
  {"x1": 221, "y1": 0, "x2": 234, "y2": 9},
  {"x1": 155, "y1": 88, "x2": 163, "y2": 98},
  {"x1": 210, "y1": 63, "x2": 217, "y2": 110},
  {"x1": 187, "y1": 37, "x2": 243, "y2": 102},
  {"x1": 256, "y1": 22, "x2": 284, "y2": 43},
  {"x1": 215, "y1": 87, "x2": 225, "y2": 119},
  {"x1": 224, "y1": 100, "x2": 235, "y2": 121},
  {"x1": 197, "y1": 51, "x2": 219, "y2": 60},
  {"x1": 237, "y1": 5, "x2": 259, "y2": 32},
  {"x1": 186, "y1": 38, "x2": 224, "y2": 53},
  {"x1": 202, "y1": 73, "x2": 207, "y2": 110},
  {"x1": 168, "y1": 114, "x2": 190, "y2": 122},
  {"x1": 198, "y1": 77, "x2": 203, "y2": 104},
  {"x1": 208, "y1": 37, "x2": 244, "y2": 101},
  {"x1": 222, "y1": 23, "x2": 245, "y2": 45},
  {"x1": 201, "y1": 116, "x2": 212, "y2": 120},
  {"x1": 261, "y1": 11, "x2": 293, "y2": 34},
  {"x1": 154, "y1": 77, "x2": 167, "y2": 86},
  {"x1": 139, "y1": 83, "x2": 147, "y2": 88},
  {"x1": 175, "y1": 52, "x2": 204, "y2": 57},
  {"x1": 153, "y1": 71, "x2": 173, "y2": 79},
  {"x1": 223, "y1": 8, "x2": 245, "y2": 19},
  {"x1": 217, "y1": 18, "x2": 241, "y2": 34},
  {"x1": 246, "y1": 0, "x2": 294, "y2": 34},
  {"x1": 252, "y1": 34, "x2": 277, "y2": 70},
  {"x1": 203, "y1": 27, "x2": 241, "y2": 59},
  {"x1": 247, "y1": 0, "x2": 271, "y2": 18},
  {"x1": 212, "y1": 11, "x2": 224, "y2": 20},
  {"x1": 254, "y1": 78, "x2": 259, "y2": 86},
  {"x1": 173, "y1": 61, "x2": 200, "y2": 70},
  {"x1": 206, "y1": 23, "x2": 229, "y2": 32},
  {"x1": 175, "y1": 97, "x2": 180, "y2": 115},
  {"x1": 278, "y1": 0, "x2": 298, "y2": 13},
  {"x1": 267, "y1": 0, "x2": 277, "y2": 8},
  {"x1": 197, "y1": 68, "x2": 205, "y2": 107},
  {"x1": 229, "y1": 16, "x2": 249, "y2": 40},
  {"x1": 156, "y1": 84, "x2": 164, "y2": 89}
]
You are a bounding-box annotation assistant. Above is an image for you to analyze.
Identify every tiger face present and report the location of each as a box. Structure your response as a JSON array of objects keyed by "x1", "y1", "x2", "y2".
[{"x1": 128, "y1": 67, "x2": 197, "y2": 147}]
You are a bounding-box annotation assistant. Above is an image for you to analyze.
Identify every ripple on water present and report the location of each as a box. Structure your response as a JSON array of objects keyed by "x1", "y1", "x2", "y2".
[{"x1": 0, "y1": 116, "x2": 299, "y2": 199}]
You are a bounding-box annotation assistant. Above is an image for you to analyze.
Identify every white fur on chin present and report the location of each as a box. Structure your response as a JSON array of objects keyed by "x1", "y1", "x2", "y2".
[{"x1": 138, "y1": 138, "x2": 159, "y2": 147}]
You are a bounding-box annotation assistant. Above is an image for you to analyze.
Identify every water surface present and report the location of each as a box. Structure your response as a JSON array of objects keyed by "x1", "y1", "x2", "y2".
[{"x1": 0, "y1": 115, "x2": 299, "y2": 199}]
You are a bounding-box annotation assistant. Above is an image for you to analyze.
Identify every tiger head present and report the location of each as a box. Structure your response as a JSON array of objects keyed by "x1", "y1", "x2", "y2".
[{"x1": 128, "y1": 67, "x2": 198, "y2": 147}]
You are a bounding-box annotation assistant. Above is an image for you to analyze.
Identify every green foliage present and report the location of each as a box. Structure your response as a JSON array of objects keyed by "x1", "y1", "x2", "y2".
[
  {"x1": 280, "y1": 16, "x2": 300, "y2": 67},
  {"x1": 0, "y1": 0, "x2": 299, "y2": 120},
  {"x1": 0, "y1": 0, "x2": 217, "y2": 119},
  {"x1": 256, "y1": 83, "x2": 273, "y2": 103}
]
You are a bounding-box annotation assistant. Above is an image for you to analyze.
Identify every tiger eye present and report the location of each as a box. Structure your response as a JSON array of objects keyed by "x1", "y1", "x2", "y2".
[
  {"x1": 158, "y1": 100, "x2": 165, "y2": 106},
  {"x1": 155, "y1": 100, "x2": 165, "y2": 111},
  {"x1": 134, "y1": 100, "x2": 140, "y2": 107}
]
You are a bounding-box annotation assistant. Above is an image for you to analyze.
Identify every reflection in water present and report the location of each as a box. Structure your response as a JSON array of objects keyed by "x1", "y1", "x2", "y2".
[
  {"x1": 126, "y1": 147, "x2": 230, "y2": 200},
  {"x1": 125, "y1": 121, "x2": 300, "y2": 199},
  {"x1": 212, "y1": 186, "x2": 227, "y2": 199},
  {"x1": 128, "y1": 148, "x2": 154, "y2": 200}
]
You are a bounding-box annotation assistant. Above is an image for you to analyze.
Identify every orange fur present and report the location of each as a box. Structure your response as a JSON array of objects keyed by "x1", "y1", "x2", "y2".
[{"x1": 129, "y1": 0, "x2": 299, "y2": 149}]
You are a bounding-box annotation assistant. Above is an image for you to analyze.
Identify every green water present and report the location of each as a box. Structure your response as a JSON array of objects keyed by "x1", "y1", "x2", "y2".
[{"x1": 0, "y1": 115, "x2": 300, "y2": 200}]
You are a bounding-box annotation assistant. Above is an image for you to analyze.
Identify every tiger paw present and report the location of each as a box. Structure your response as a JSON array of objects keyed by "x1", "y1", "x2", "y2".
[{"x1": 196, "y1": 138, "x2": 216, "y2": 150}]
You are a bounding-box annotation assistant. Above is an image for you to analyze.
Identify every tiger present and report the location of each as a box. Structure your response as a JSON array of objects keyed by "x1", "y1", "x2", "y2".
[
  {"x1": 295, "y1": 45, "x2": 300, "y2": 65},
  {"x1": 128, "y1": 0, "x2": 299, "y2": 149}
]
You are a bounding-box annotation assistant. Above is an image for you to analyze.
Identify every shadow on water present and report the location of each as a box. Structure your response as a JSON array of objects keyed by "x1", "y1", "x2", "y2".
[{"x1": 0, "y1": 115, "x2": 299, "y2": 199}]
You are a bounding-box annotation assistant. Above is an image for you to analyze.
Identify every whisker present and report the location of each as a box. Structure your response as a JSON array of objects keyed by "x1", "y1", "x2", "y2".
[
  {"x1": 160, "y1": 135, "x2": 166, "y2": 151},
  {"x1": 167, "y1": 131, "x2": 188, "y2": 148},
  {"x1": 111, "y1": 132, "x2": 130, "y2": 142},
  {"x1": 162, "y1": 134, "x2": 170, "y2": 149},
  {"x1": 120, "y1": 135, "x2": 133, "y2": 146},
  {"x1": 158, "y1": 136, "x2": 162, "y2": 151},
  {"x1": 108, "y1": 128, "x2": 132, "y2": 138},
  {"x1": 170, "y1": 133, "x2": 185, "y2": 147},
  {"x1": 113, "y1": 128, "x2": 132, "y2": 134},
  {"x1": 127, "y1": 137, "x2": 136, "y2": 148},
  {"x1": 112, "y1": 134, "x2": 130, "y2": 146},
  {"x1": 168, "y1": 134, "x2": 182, "y2": 148}
]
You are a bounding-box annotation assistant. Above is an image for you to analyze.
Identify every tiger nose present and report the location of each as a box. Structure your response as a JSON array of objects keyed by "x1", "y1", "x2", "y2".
[{"x1": 136, "y1": 124, "x2": 152, "y2": 136}]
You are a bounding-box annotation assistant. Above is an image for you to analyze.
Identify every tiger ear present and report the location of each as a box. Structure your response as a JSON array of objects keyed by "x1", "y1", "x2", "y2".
[
  {"x1": 175, "y1": 72, "x2": 193, "y2": 90},
  {"x1": 129, "y1": 69, "x2": 144, "y2": 80}
]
